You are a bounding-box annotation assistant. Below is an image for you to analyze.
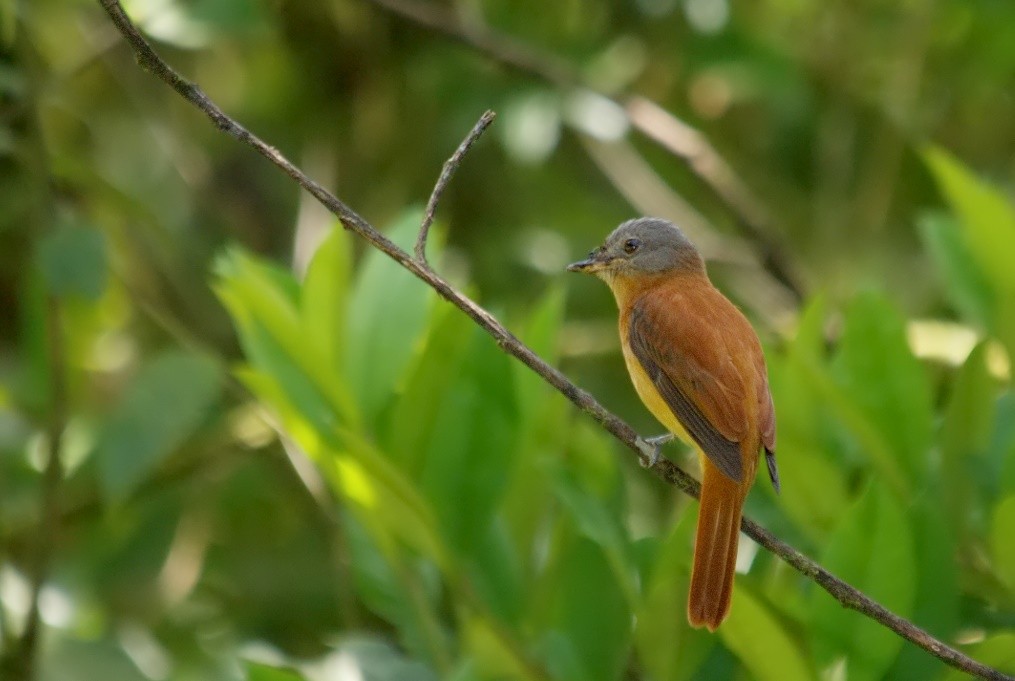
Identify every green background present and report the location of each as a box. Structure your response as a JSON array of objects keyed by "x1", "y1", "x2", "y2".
[{"x1": 2, "y1": 0, "x2": 1015, "y2": 679}]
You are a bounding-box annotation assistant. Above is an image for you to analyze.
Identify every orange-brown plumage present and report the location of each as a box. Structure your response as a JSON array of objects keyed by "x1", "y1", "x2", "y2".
[{"x1": 568, "y1": 217, "x2": 778, "y2": 631}]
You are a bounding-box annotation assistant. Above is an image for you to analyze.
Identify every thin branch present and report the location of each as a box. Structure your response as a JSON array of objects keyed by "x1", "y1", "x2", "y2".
[
  {"x1": 365, "y1": 0, "x2": 804, "y2": 303},
  {"x1": 416, "y1": 110, "x2": 496, "y2": 265},
  {"x1": 96, "y1": 3, "x2": 1013, "y2": 680}
]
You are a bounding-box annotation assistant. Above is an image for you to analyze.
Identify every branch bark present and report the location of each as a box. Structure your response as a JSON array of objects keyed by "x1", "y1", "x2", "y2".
[{"x1": 96, "y1": 3, "x2": 1012, "y2": 680}]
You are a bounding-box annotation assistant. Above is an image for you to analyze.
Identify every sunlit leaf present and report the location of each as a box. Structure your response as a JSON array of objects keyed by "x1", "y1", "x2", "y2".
[
  {"x1": 345, "y1": 210, "x2": 435, "y2": 424},
  {"x1": 245, "y1": 661, "x2": 306, "y2": 681},
  {"x1": 301, "y1": 222, "x2": 354, "y2": 382}
]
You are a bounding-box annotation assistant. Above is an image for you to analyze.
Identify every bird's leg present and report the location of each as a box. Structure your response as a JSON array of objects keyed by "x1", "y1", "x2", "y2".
[{"x1": 637, "y1": 433, "x2": 675, "y2": 467}]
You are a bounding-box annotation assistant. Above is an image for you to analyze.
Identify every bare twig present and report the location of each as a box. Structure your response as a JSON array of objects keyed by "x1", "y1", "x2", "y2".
[
  {"x1": 96, "y1": 3, "x2": 1013, "y2": 679},
  {"x1": 364, "y1": 0, "x2": 804, "y2": 303},
  {"x1": 416, "y1": 110, "x2": 496, "y2": 265}
]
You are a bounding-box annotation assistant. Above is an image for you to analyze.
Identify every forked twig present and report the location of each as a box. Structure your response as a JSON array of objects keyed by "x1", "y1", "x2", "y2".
[
  {"x1": 416, "y1": 110, "x2": 496, "y2": 265},
  {"x1": 95, "y1": 3, "x2": 1012, "y2": 679}
]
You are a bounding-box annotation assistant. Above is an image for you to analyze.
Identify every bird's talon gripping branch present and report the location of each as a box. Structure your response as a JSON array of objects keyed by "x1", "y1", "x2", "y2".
[{"x1": 639, "y1": 433, "x2": 675, "y2": 467}]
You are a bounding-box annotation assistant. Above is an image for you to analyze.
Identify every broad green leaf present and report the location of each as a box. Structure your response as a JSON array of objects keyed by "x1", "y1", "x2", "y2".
[
  {"x1": 462, "y1": 614, "x2": 541, "y2": 681},
  {"x1": 384, "y1": 306, "x2": 474, "y2": 473},
  {"x1": 216, "y1": 248, "x2": 356, "y2": 426},
  {"x1": 301, "y1": 223, "x2": 354, "y2": 382},
  {"x1": 923, "y1": 146, "x2": 1015, "y2": 294},
  {"x1": 720, "y1": 585, "x2": 814, "y2": 681},
  {"x1": 940, "y1": 342, "x2": 996, "y2": 540},
  {"x1": 635, "y1": 511, "x2": 714, "y2": 681},
  {"x1": 990, "y1": 494, "x2": 1015, "y2": 593},
  {"x1": 923, "y1": 146, "x2": 1015, "y2": 360},
  {"x1": 419, "y1": 327, "x2": 519, "y2": 551},
  {"x1": 345, "y1": 210, "x2": 435, "y2": 423},
  {"x1": 917, "y1": 212, "x2": 994, "y2": 327},
  {"x1": 810, "y1": 482, "x2": 916, "y2": 681},
  {"x1": 767, "y1": 296, "x2": 851, "y2": 540},
  {"x1": 245, "y1": 661, "x2": 306, "y2": 681},
  {"x1": 885, "y1": 495, "x2": 958, "y2": 681},
  {"x1": 543, "y1": 537, "x2": 631, "y2": 681},
  {"x1": 550, "y1": 464, "x2": 636, "y2": 606},
  {"x1": 466, "y1": 519, "x2": 524, "y2": 625},
  {"x1": 96, "y1": 350, "x2": 221, "y2": 502},
  {"x1": 343, "y1": 514, "x2": 427, "y2": 656},
  {"x1": 38, "y1": 223, "x2": 107, "y2": 301},
  {"x1": 514, "y1": 285, "x2": 566, "y2": 423},
  {"x1": 831, "y1": 292, "x2": 933, "y2": 490}
]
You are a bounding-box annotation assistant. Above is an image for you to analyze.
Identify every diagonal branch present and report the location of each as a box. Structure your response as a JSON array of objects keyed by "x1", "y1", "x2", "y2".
[{"x1": 96, "y1": 3, "x2": 1011, "y2": 680}]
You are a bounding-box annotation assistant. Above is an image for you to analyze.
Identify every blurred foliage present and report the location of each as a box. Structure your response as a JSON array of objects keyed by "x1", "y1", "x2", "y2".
[{"x1": 2, "y1": 0, "x2": 1015, "y2": 680}]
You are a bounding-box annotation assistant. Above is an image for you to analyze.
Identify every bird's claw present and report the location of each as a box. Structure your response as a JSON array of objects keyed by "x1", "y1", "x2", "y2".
[{"x1": 638, "y1": 433, "x2": 675, "y2": 467}]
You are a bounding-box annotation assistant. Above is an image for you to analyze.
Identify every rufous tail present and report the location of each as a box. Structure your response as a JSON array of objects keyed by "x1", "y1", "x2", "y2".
[{"x1": 687, "y1": 459, "x2": 747, "y2": 631}]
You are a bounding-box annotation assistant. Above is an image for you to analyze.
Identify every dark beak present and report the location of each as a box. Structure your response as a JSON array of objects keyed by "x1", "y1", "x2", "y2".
[{"x1": 567, "y1": 251, "x2": 610, "y2": 273}]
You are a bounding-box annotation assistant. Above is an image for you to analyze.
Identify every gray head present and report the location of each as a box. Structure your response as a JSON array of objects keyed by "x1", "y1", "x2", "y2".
[{"x1": 566, "y1": 217, "x2": 704, "y2": 280}]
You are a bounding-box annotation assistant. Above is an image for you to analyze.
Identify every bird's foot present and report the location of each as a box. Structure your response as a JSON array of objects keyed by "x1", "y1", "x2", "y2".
[{"x1": 637, "y1": 433, "x2": 675, "y2": 467}]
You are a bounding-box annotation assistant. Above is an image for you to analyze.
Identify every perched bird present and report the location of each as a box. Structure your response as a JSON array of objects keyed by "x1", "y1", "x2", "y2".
[{"x1": 567, "y1": 217, "x2": 779, "y2": 630}]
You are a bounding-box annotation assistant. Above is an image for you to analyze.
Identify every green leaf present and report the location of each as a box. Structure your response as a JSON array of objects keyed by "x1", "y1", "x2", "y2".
[
  {"x1": 345, "y1": 210, "x2": 435, "y2": 423},
  {"x1": 543, "y1": 537, "x2": 631, "y2": 681},
  {"x1": 940, "y1": 342, "x2": 997, "y2": 540},
  {"x1": 990, "y1": 494, "x2": 1015, "y2": 593},
  {"x1": 216, "y1": 247, "x2": 357, "y2": 427},
  {"x1": 384, "y1": 306, "x2": 474, "y2": 473},
  {"x1": 419, "y1": 327, "x2": 519, "y2": 551},
  {"x1": 462, "y1": 614, "x2": 541, "y2": 681},
  {"x1": 37, "y1": 223, "x2": 107, "y2": 301},
  {"x1": 923, "y1": 146, "x2": 1015, "y2": 294},
  {"x1": 809, "y1": 482, "x2": 916, "y2": 681},
  {"x1": 96, "y1": 351, "x2": 221, "y2": 502},
  {"x1": 635, "y1": 512, "x2": 714, "y2": 681},
  {"x1": 301, "y1": 223, "x2": 354, "y2": 382},
  {"x1": 719, "y1": 585, "x2": 814, "y2": 681},
  {"x1": 885, "y1": 495, "x2": 958, "y2": 681},
  {"x1": 245, "y1": 661, "x2": 306, "y2": 681},
  {"x1": 917, "y1": 212, "x2": 995, "y2": 327},
  {"x1": 550, "y1": 463, "x2": 636, "y2": 606},
  {"x1": 831, "y1": 292, "x2": 933, "y2": 489},
  {"x1": 923, "y1": 146, "x2": 1015, "y2": 360},
  {"x1": 514, "y1": 285, "x2": 566, "y2": 424}
]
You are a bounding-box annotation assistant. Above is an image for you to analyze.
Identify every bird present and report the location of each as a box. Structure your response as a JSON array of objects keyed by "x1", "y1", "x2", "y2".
[{"x1": 567, "y1": 217, "x2": 779, "y2": 631}]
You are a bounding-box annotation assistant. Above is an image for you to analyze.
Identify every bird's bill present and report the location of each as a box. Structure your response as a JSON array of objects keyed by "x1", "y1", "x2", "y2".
[{"x1": 566, "y1": 254, "x2": 612, "y2": 273}]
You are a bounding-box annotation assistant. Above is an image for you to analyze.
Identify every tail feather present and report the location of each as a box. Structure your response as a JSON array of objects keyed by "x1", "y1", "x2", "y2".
[{"x1": 687, "y1": 460, "x2": 747, "y2": 631}]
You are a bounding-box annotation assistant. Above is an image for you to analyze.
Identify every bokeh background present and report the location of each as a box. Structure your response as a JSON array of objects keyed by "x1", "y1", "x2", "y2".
[{"x1": 3, "y1": 0, "x2": 1015, "y2": 679}]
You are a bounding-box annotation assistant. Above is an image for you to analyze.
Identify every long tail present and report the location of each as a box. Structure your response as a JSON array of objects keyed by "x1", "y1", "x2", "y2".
[{"x1": 687, "y1": 458, "x2": 748, "y2": 631}]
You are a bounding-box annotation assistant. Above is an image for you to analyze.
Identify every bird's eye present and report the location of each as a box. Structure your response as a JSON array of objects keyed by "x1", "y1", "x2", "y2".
[{"x1": 623, "y1": 238, "x2": 641, "y2": 254}]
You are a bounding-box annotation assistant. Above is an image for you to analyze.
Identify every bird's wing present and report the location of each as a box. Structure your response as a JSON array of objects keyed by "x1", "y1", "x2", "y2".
[{"x1": 627, "y1": 287, "x2": 758, "y2": 482}]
